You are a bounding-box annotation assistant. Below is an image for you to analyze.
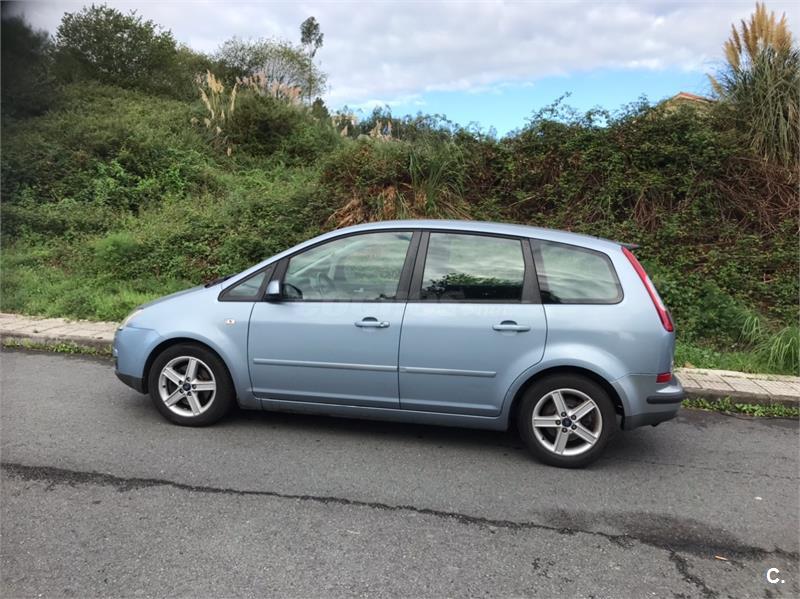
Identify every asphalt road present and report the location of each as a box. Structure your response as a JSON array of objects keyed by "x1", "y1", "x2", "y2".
[{"x1": 1, "y1": 349, "x2": 798, "y2": 598}]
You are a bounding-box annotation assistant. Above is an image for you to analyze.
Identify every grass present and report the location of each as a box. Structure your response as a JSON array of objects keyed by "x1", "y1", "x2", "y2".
[
  {"x1": 682, "y1": 396, "x2": 799, "y2": 419},
  {"x1": 1, "y1": 337, "x2": 112, "y2": 358},
  {"x1": 0, "y1": 248, "x2": 190, "y2": 321},
  {"x1": 675, "y1": 340, "x2": 798, "y2": 376}
]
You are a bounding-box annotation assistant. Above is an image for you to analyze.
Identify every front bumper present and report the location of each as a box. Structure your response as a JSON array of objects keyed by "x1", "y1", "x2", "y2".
[
  {"x1": 113, "y1": 325, "x2": 160, "y2": 395},
  {"x1": 115, "y1": 370, "x2": 146, "y2": 393}
]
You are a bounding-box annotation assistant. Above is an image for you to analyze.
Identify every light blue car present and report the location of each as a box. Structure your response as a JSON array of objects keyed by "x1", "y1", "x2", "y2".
[{"x1": 114, "y1": 220, "x2": 684, "y2": 467}]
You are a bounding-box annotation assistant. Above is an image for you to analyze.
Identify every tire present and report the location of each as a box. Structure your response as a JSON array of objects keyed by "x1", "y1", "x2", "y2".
[
  {"x1": 517, "y1": 374, "x2": 616, "y2": 468},
  {"x1": 147, "y1": 343, "x2": 235, "y2": 426}
]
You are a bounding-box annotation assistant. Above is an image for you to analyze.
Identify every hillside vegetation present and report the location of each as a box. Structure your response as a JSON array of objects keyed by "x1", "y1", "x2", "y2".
[{"x1": 1, "y1": 4, "x2": 797, "y2": 374}]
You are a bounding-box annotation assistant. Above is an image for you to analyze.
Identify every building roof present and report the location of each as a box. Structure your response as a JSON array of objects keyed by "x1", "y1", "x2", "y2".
[{"x1": 667, "y1": 91, "x2": 714, "y2": 104}]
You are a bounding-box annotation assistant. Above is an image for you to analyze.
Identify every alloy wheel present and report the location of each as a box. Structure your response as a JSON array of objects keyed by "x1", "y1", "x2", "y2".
[
  {"x1": 157, "y1": 356, "x2": 217, "y2": 418},
  {"x1": 531, "y1": 388, "x2": 603, "y2": 457}
]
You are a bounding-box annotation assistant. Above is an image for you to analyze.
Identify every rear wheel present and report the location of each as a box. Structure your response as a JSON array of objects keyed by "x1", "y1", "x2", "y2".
[
  {"x1": 148, "y1": 343, "x2": 234, "y2": 426},
  {"x1": 517, "y1": 374, "x2": 616, "y2": 468}
]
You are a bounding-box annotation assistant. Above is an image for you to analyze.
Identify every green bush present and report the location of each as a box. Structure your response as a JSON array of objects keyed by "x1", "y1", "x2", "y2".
[
  {"x1": 52, "y1": 5, "x2": 199, "y2": 99},
  {"x1": 226, "y1": 92, "x2": 340, "y2": 162},
  {"x1": 92, "y1": 232, "x2": 145, "y2": 278},
  {"x1": 1, "y1": 83, "x2": 217, "y2": 239},
  {"x1": 319, "y1": 138, "x2": 471, "y2": 225}
]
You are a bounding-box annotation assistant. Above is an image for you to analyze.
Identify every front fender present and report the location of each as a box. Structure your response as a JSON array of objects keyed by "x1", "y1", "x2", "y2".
[
  {"x1": 145, "y1": 326, "x2": 256, "y2": 409},
  {"x1": 122, "y1": 290, "x2": 258, "y2": 408}
]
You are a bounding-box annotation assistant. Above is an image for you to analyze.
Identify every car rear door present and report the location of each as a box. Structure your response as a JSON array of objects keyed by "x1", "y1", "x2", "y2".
[
  {"x1": 398, "y1": 230, "x2": 546, "y2": 416},
  {"x1": 247, "y1": 230, "x2": 418, "y2": 408}
]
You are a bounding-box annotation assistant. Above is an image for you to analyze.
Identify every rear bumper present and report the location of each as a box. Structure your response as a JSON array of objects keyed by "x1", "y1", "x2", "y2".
[
  {"x1": 613, "y1": 374, "x2": 685, "y2": 430},
  {"x1": 646, "y1": 390, "x2": 686, "y2": 404}
]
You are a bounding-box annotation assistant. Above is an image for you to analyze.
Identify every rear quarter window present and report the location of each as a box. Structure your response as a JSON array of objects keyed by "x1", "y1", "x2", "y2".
[{"x1": 532, "y1": 240, "x2": 622, "y2": 304}]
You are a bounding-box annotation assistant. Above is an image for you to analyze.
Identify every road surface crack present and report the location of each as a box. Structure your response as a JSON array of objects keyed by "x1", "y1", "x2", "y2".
[
  {"x1": 668, "y1": 552, "x2": 716, "y2": 598},
  {"x1": 3, "y1": 461, "x2": 797, "y2": 568}
]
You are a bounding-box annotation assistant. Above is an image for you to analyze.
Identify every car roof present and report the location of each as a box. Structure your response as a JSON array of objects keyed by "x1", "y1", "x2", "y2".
[{"x1": 329, "y1": 219, "x2": 624, "y2": 253}]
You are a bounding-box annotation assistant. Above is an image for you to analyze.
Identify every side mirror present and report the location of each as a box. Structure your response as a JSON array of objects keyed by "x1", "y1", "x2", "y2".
[{"x1": 265, "y1": 279, "x2": 283, "y2": 301}]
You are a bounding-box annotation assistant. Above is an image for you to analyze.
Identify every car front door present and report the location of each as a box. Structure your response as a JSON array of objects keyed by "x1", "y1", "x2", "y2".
[
  {"x1": 398, "y1": 231, "x2": 546, "y2": 416},
  {"x1": 248, "y1": 230, "x2": 417, "y2": 408}
]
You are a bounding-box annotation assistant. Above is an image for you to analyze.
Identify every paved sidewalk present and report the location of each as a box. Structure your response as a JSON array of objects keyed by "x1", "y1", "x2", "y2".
[
  {"x1": 0, "y1": 313, "x2": 116, "y2": 351},
  {"x1": 677, "y1": 368, "x2": 800, "y2": 406},
  {"x1": 1, "y1": 312, "x2": 798, "y2": 405}
]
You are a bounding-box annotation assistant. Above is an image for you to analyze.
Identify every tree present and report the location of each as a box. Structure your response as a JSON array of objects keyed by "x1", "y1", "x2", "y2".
[
  {"x1": 709, "y1": 2, "x2": 799, "y2": 166},
  {"x1": 1, "y1": 12, "x2": 56, "y2": 117},
  {"x1": 216, "y1": 37, "x2": 326, "y2": 100},
  {"x1": 311, "y1": 97, "x2": 330, "y2": 120},
  {"x1": 53, "y1": 4, "x2": 179, "y2": 94},
  {"x1": 300, "y1": 16, "x2": 323, "y2": 57}
]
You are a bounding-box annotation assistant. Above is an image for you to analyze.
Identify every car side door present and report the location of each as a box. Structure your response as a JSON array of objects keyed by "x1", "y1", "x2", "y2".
[
  {"x1": 398, "y1": 231, "x2": 547, "y2": 416},
  {"x1": 247, "y1": 230, "x2": 419, "y2": 408}
]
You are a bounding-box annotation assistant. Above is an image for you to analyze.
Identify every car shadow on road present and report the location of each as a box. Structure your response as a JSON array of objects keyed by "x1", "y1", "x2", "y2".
[
  {"x1": 226, "y1": 403, "x2": 678, "y2": 466},
  {"x1": 119, "y1": 389, "x2": 689, "y2": 470}
]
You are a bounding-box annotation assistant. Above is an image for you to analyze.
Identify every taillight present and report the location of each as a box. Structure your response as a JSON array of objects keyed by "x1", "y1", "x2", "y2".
[
  {"x1": 622, "y1": 246, "x2": 674, "y2": 332},
  {"x1": 656, "y1": 372, "x2": 672, "y2": 383}
]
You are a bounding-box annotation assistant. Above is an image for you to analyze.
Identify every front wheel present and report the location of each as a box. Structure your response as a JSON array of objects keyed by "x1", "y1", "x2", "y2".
[
  {"x1": 148, "y1": 343, "x2": 235, "y2": 426},
  {"x1": 517, "y1": 374, "x2": 617, "y2": 468}
]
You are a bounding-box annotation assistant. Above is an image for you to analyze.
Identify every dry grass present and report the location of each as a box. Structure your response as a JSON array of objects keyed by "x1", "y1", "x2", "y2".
[
  {"x1": 324, "y1": 140, "x2": 470, "y2": 229},
  {"x1": 237, "y1": 71, "x2": 303, "y2": 105},
  {"x1": 709, "y1": 3, "x2": 799, "y2": 167},
  {"x1": 192, "y1": 71, "x2": 238, "y2": 154}
]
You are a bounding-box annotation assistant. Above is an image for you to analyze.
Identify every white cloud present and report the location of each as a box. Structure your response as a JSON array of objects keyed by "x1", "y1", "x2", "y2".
[{"x1": 9, "y1": 0, "x2": 800, "y2": 107}]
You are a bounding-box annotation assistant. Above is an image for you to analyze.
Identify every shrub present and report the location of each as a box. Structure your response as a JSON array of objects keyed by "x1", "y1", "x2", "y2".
[
  {"x1": 225, "y1": 91, "x2": 340, "y2": 162},
  {"x1": 92, "y1": 232, "x2": 145, "y2": 278},
  {"x1": 320, "y1": 138, "x2": 470, "y2": 227},
  {"x1": 709, "y1": 2, "x2": 800, "y2": 167},
  {"x1": 1, "y1": 82, "x2": 216, "y2": 238},
  {"x1": 53, "y1": 5, "x2": 181, "y2": 97}
]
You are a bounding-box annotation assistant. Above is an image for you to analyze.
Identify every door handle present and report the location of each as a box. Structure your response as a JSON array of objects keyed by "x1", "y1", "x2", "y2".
[
  {"x1": 355, "y1": 317, "x2": 390, "y2": 328},
  {"x1": 493, "y1": 321, "x2": 530, "y2": 332}
]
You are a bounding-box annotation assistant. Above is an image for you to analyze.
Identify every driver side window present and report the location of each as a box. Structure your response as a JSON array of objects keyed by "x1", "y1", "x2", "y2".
[{"x1": 283, "y1": 231, "x2": 412, "y2": 301}]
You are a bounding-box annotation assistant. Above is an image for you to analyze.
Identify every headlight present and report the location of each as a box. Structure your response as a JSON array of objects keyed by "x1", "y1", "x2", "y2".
[{"x1": 118, "y1": 308, "x2": 144, "y2": 330}]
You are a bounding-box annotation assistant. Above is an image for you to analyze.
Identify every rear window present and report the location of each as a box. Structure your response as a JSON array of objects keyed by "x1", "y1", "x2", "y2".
[{"x1": 532, "y1": 240, "x2": 622, "y2": 304}]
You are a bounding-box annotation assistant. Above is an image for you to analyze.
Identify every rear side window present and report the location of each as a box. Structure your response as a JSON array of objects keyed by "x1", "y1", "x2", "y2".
[
  {"x1": 532, "y1": 240, "x2": 622, "y2": 304},
  {"x1": 420, "y1": 233, "x2": 525, "y2": 301}
]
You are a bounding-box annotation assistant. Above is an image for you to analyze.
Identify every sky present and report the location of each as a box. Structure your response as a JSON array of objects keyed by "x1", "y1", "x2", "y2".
[{"x1": 8, "y1": 0, "x2": 799, "y2": 135}]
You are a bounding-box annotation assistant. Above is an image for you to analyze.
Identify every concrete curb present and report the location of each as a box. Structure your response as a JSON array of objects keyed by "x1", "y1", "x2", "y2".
[
  {"x1": 681, "y1": 387, "x2": 798, "y2": 408},
  {"x1": 2, "y1": 332, "x2": 113, "y2": 353},
  {"x1": 1, "y1": 312, "x2": 797, "y2": 407}
]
